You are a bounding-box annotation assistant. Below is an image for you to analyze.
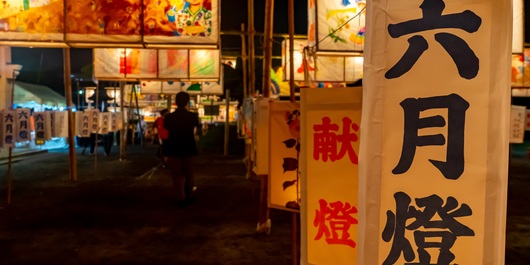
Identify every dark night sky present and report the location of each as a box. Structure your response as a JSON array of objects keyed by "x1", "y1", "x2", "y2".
[{"x1": 10, "y1": 0, "x2": 529, "y2": 96}]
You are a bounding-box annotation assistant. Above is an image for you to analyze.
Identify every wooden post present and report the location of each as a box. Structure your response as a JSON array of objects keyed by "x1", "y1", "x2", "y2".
[
  {"x1": 288, "y1": 0, "x2": 298, "y2": 262},
  {"x1": 241, "y1": 23, "x2": 248, "y2": 98},
  {"x1": 224, "y1": 89, "x2": 230, "y2": 156},
  {"x1": 288, "y1": 0, "x2": 296, "y2": 103},
  {"x1": 63, "y1": 48, "x2": 78, "y2": 182},
  {"x1": 6, "y1": 68, "x2": 17, "y2": 205},
  {"x1": 248, "y1": 0, "x2": 255, "y2": 96},
  {"x1": 261, "y1": 0, "x2": 274, "y2": 98},
  {"x1": 119, "y1": 81, "x2": 127, "y2": 161},
  {"x1": 257, "y1": 0, "x2": 274, "y2": 233}
]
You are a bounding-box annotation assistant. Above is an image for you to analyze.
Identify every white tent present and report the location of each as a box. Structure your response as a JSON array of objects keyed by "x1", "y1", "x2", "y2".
[{"x1": 13, "y1": 81, "x2": 66, "y2": 110}]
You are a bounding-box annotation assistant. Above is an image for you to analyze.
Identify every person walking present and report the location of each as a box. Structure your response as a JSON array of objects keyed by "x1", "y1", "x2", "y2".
[
  {"x1": 163, "y1": 92, "x2": 202, "y2": 207},
  {"x1": 153, "y1": 109, "x2": 169, "y2": 166}
]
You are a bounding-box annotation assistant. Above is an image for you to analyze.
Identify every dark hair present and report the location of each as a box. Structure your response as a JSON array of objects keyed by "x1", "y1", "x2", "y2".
[
  {"x1": 160, "y1": 109, "x2": 169, "y2": 115},
  {"x1": 175, "y1": 92, "x2": 190, "y2": 108}
]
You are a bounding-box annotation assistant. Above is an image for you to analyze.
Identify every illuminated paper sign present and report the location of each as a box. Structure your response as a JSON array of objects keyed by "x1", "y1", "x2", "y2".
[
  {"x1": 282, "y1": 40, "x2": 363, "y2": 82},
  {"x1": 53, "y1": 111, "x2": 68, "y2": 137},
  {"x1": 0, "y1": 110, "x2": 16, "y2": 148},
  {"x1": 109, "y1": 112, "x2": 118, "y2": 132},
  {"x1": 64, "y1": 0, "x2": 142, "y2": 44},
  {"x1": 88, "y1": 109, "x2": 100, "y2": 133},
  {"x1": 33, "y1": 111, "x2": 51, "y2": 145},
  {"x1": 142, "y1": 0, "x2": 220, "y2": 45},
  {"x1": 510, "y1": 105, "x2": 526, "y2": 143},
  {"x1": 308, "y1": 0, "x2": 366, "y2": 52},
  {"x1": 359, "y1": 0, "x2": 511, "y2": 264},
  {"x1": 94, "y1": 48, "x2": 220, "y2": 80},
  {"x1": 300, "y1": 87, "x2": 362, "y2": 265},
  {"x1": 268, "y1": 101, "x2": 300, "y2": 212},
  {"x1": 0, "y1": 0, "x2": 64, "y2": 42},
  {"x1": 15, "y1": 108, "x2": 31, "y2": 142},
  {"x1": 99, "y1": 112, "x2": 110, "y2": 134}
]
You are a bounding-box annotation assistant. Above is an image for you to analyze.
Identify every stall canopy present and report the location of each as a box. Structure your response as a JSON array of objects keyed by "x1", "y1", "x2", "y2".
[{"x1": 14, "y1": 81, "x2": 66, "y2": 109}]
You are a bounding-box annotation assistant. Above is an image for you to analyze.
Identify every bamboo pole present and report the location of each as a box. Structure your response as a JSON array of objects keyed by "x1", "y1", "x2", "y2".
[
  {"x1": 6, "y1": 68, "x2": 17, "y2": 205},
  {"x1": 248, "y1": 0, "x2": 255, "y2": 96},
  {"x1": 257, "y1": 0, "x2": 274, "y2": 233},
  {"x1": 119, "y1": 81, "x2": 127, "y2": 160},
  {"x1": 63, "y1": 48, "x2": 78, "y2": 182},
  {"x1": 261, "y1": 0, "x2": 274, "y2": 98},
  {"x1": 224, "y1": 89, "x2": 230, "y2": 156},
  {"x1": 288, "y1": 0, "x2": 298, "y2": 260},
  {"x1": 288, "y1": 0, "x2": 296, "y2": 103},
  {"x1": 241, "y1": 23, "x2": 248, "y2": 98}
]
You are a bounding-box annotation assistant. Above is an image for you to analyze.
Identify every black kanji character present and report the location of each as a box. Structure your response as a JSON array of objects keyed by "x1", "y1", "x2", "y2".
[
  {"x1": 393, "y1": 94, "x2": 469, "y2": 180},
  {"x1": 382, "y1": 192, "x2": 474, "y2": 265},
  {"x1": 386, "y1": 0, "x2": 481, "y2": 79}
]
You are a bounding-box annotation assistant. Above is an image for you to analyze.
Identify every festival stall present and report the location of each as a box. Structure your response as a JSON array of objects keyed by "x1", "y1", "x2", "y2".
[{"x1": 0, "y1": 0, "x2": 221, "y2": 188}]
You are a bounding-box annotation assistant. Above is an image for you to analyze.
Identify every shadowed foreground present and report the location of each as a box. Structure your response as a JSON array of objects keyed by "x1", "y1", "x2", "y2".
[{"x1": 0, "y1": 144, "x2": 529, "y2": 264}]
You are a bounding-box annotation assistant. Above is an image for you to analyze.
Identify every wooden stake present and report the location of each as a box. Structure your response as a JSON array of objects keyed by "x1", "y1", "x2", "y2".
[
  {"x1": 248, "y1": 0, "x2": 256, "y2": 96},
  {"x1": 261, "y1": 0, "x2": 274, "y2": 98},
  {"x1": 241, "y1": 23, "x2": 248, "y2": 98},
  {"x1": 224, "y1": 89, "x2": 230, "y2": 156},
  {"x1": 63, "y1": 48, "x2": 78, "y2": 182},
  {"x1": 119, "y1": 81, "x2": 127, "y2": 161},
  {"x1": 6, "y1": 68, "x2": 16, "y2": 205},
  {"x1": 288, "y1": 0, "x2": 296, "y2": 103}
]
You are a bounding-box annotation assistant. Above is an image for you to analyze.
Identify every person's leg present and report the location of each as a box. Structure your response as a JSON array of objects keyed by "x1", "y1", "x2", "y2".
[
  {"x1": 182, "y1": 156, "x2": 195, "y2": 202},
  {"x1": 104, "y1": 132, "x2": 113, "y2": 156},
  {"x1": 89, "y1": 133, "x2": 96, "y2": 154},
  {"x1": 168, "y1": 157, "x2": 186, "y2": 203}
]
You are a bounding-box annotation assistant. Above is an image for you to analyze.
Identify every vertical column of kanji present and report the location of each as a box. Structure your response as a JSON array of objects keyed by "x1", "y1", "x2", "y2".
[
  {"x1": 300, "y1": 87, "x2": 362, "y2": 265},
  {"x1": 359, "y1": 0, "x2": 511, "y2": 264}
]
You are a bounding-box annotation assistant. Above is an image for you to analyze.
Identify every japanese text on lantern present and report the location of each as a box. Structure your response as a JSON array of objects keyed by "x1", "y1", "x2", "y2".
[
  {"x1": 382, "y1": 0, "x2": 479, "y2": 264},
  {"x1": 34, "y1": 112, "x2": 46, "y2": 144},
  {"x1": 313, "y1": 199, "x2": 358, "y2": 248},
  {"x1": 16, "y1": 109, "x2": 31, "y2": 142},
  {"x1": 2, "y1": 111, "x2": 15, "y2": 147},
  {"x1": 313, "y1": 117, "x2": 359, "y2": 164}
]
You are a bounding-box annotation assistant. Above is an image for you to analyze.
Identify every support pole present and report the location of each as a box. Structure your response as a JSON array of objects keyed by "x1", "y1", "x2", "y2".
[
  {"x1": 288, "y1": 1, "x2": 298, "y2": 262},
  {"x1": 261, "y1": 0, "x2": 274, "y2": 98},
  {"x1": 241, "y1": 23, "x2": 248, "y2": 98},
  {"x1": 63, "y1": 48, "x2": 78, "y2": 182},
  {"x1": 248, "y1": 0, "x2": 255, "y2": 96},
  {"x1": 288, "y1": 0, "x2": 296, "y2": 103},
  {"x1": 6, "y1": 68, "x2": 17, "y2": 205},
  {"x1": 224, "y1": 89, "x2": 230, "y2": 156},
  {"x1": 257, "y1": 0, "x2": 274, "y2": 233},
  {"x1": 119, "y1": 81, "x2": 127, "y2": 160}
]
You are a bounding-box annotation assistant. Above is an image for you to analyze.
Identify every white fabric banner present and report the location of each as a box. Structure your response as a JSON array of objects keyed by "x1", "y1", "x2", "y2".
[
  {"x1": 268, "y1": 101, "x2": 300, "y2": 212},
  {"x1": 300, "y1": 87, "x2": 362, "y2": 265},
  {"x1": 88, "y1": 109, "x2": 100, "y2": 134},
  {"x1": 359, "y1": 0, "x2": 511, "y2": 264},
  {"x1": 0, "y1": 110, "x2": 16, "y2": 148}
]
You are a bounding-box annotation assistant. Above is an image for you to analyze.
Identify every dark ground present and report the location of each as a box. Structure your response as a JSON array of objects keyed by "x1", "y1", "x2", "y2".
[{"x1": 0, "y1": 142, "x2": 529, "y2": 265}]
